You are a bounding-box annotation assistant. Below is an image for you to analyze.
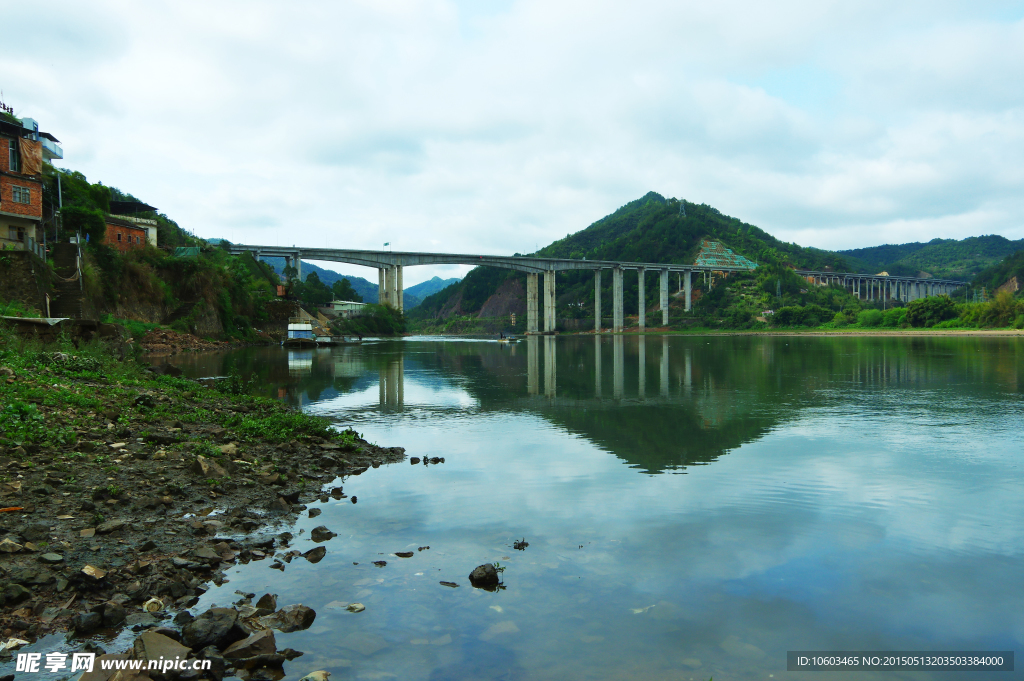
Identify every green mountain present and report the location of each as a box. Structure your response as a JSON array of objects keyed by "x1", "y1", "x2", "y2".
[
  {"x1": 839, "y1": 235, "x2": 1024, "y2": 280},
  {"x1": 404, "y1": 276, "x2": 462, "y2": 302},
  {"x1": 972, "y1": 249, "x2": 1024, "y2": 290},
  {"x1": 412, "y1": 192, "x2": 848, "y2": 321}
]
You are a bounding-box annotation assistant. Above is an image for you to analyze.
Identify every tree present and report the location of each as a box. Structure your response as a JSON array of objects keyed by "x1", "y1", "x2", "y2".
[
  {"x1": 905, "y1": 295, "x2": 957, "y2": 327},
  {"x1": 332, "y1": 278, "x2": 362, "y2": 302}
]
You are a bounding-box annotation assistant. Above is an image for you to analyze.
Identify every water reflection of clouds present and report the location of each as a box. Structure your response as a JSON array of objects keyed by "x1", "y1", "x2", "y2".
[
  {"x1": 307, "y1": 374, "x2": 479, "y2": 412},
  {"x1": 174, "y1": 339, "x2": 1024, "y2": 678}
]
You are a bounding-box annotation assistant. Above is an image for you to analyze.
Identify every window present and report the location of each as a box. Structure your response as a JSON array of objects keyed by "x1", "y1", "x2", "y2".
[
  {"x1": 8, "y1": 140, "x2": 18, "y2": 172},
  {"x1": 12, "y1": 186, "x2": 30, "y2": 204},
  {"x1": 117, "y1": 233, "x2": 122, "y2": 242},
  {"x1": 7, "y1": 228, "x2": 15, "y2": 241}
]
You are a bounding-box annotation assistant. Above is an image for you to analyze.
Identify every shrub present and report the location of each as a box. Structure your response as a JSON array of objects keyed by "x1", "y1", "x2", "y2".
[
  {"x1": 906, "y1": 295, "x2": 958, "y2": 328},
  {"x1": 882, "y1": 307, "x2": 907, "y2": 328},
  {"x1": 857, "y1": 309, "x2": 883, "y2": 327}
]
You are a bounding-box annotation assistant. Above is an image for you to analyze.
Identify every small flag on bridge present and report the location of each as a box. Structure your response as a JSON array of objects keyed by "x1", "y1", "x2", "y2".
[{"x1": 384, "y1": 242, "x2": 390, "y2": 247}]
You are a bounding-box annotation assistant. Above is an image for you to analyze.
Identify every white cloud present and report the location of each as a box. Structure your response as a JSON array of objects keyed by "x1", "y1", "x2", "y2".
[{"x1": 3, "y1": 0, "x2": 1023, "y2": 283}]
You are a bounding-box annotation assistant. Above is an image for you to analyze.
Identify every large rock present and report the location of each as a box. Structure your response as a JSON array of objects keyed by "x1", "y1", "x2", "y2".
[
  {"x1": 181, "y1": 607, "x2": 239, "y2": 649},
  {"x1": 302, "y1": 547, "x2": 326, "y2": 563},
  {"x1": 96, "y1": 519, "x2": 127, "y2": 534},
  {"x1": 190, "y1": 456, "x2": 229, "y2": 479},
  {"x1": 3, "y1": 583, "x2": 32, "y2": 605},
  {"x1": 132, "y1": 631, "x2": 191, "y2": 678},
  {"x1": 468, "y1": 564, "x2": 500, "y2": 589},
  {"x1": 74, "y1": 611, "x2": 103, "y2": 634},
  {"x1": 310, "y1": 526, "x2": 336, "y2": 542},
  {"x1": 222, "y1": 630, "x2": 277, "y2": 659},
  {"x1": 101, "y1": 601, "x2": 127, "y2": 626},
  {"x1": 259, "y1": 604, "x2": 316, "y2": 633}
]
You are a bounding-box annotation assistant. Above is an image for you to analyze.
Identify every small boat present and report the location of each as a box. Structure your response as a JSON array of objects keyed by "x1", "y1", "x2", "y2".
[{"x1": 498, "y1": 336, "x2": 518, "y2": 343}]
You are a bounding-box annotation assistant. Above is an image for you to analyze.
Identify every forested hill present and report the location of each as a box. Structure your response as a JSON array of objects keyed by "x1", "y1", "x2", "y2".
[
  {"x1": 413, "y1": 192, "x2": 848, "y2": 320},
  {"x1": 535, "y1": 192, "x2": 847, "y2": 270},
  {"x1": 972, "y1": 249, "x2": 1024, "y2": 290},
  {"x1": 839, "y1": 235, "x2": 1024, "y2": 280}
]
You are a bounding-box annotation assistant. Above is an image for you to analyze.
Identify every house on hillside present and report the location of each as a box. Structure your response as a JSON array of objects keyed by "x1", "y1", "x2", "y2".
[
  {"x1": 0, "y1": 113, "x2": 61, "y2": 259},
  {"x1": 104, "y1": 216, "x2": 149, "y2": 252},
  {"x1": 327, "y1": 300, "x2": 368, "y2": 318},
  {"x1": 109, "y1": 200, "x2": 158, "y2": 247}
]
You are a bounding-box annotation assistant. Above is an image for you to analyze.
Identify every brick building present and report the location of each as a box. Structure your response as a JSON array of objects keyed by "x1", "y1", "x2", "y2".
[
  {"x1": 104, "y1": 216, "x2": 150, "y2": 252},
  {"x1": 0, "y1": 114, "x2": 62, "y2": 258}
]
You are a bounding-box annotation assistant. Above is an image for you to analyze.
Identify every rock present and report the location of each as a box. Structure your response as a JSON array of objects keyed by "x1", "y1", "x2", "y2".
[
  {"x1": 193, "y1": 547, "x2": 222, "y2": 562},
  {"x1": 82, "y1": 565, "x2": 107, "y2": 580},
  {"x1": 39, "y1": 552, "x2": 64, "y2": 564},
  {"x1": 181, "y1": 607, "x2": 239, "y2": 649},
  {"x1": 126, "y1": 612, "x2": 160, "y2": 628},
  {"x1": 254, "y1": 593, "x2": 277, "y2": 613},
  {"x1": 96, "y1": 519, "x2": 127, "y2": 534},
  {"x1": 395, "y1": 552, "x2": 413, "y2": 558},
  {"x1": 0, "y1": 538, "x2": 23, "y2": 553},
  {"x1": 197, "y1": 646, "x2": 227, "y2": 681},
  {"x1": 132, "y1": 631, "x2": 192, "y2": 672},
  {"x1": 299, "y1": 672, "x2": 330, "y2": 681},
  {"x1": 410, "y1": 457, "x2": 420, "y2": 464},
  {"x1": 372, "y1": 561, "x2": 387, "y2": 568},
  {"x1": 80, "y1": 528, "x2": 96, "y2": 538},
  {"x1": 190, "y1": 456, "x2": 228, "y2": 479},
  {"x1": 3, "y1": 584, "x2": 32, "y2": 604},
  {"x1": 310, "y1": 526, "x2": 336, "y2": 542},
  {"x1": 11, "y1": 567, "x2": 54, "y2": 585},
  {"x1": 267, "y1": 497, "x2": 291, "y2": 514},
  {"x1": 260, "y1": 604, "x2": 316, "y2": 633},
  {"x1": 22, "y1": 522, "x2": 51, "y2": 541},
  {"x1": 218, "y1": 443, "x2": 238, "y2": 457},
  {"x1": 469, "y1": 564, "x2": 500, "y2": 589},
  {"x1": 222, "y1": 630, "x2": 277, "y2": 659},
  {"x1": 346, "y1": 603, "x2": 364, "y2": 613},
  {"x1": 73, "y1": 611, "x2": 103, "y2": 634},
  {"x1": 303, "y1": 547, "x2": 326, "y2": 563},
  {"x1": 100, "y1": 601, "x2": 127, "y2": 626},
  {"x1": 308, "y1": 508, "x2": 321, "y2": 518},
  {"x1": 140, "y1": 539, "x2": 159, "y2": 552},
  {"x1": 280, "y1": 489, "x2": 301, "y2": 504}
]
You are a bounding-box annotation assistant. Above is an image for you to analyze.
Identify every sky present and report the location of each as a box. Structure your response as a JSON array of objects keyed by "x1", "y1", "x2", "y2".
[{"x1": 3, "y1": 0, "x2": 1023, "y2": 285}]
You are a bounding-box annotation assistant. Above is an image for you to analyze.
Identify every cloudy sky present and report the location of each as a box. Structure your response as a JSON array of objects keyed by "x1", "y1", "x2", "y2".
[{"x1": 3, "y1": 0, "x2": 1023, "y2": 284}]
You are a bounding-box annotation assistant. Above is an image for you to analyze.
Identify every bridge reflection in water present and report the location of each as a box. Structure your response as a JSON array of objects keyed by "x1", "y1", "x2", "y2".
[{"x1": 524, "y1": 335, "x2": 690, "y2": 403}]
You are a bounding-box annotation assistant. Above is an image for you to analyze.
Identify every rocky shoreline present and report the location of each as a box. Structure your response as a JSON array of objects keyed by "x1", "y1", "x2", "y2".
[{"x1": 0, "y1": 331, "x2": 405, "y2": 678}]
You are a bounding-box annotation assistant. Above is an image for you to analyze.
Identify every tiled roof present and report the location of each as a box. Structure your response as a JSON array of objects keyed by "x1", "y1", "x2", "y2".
[{"x1": 693, "y1": 239, "x2": 757, "y2": 270}]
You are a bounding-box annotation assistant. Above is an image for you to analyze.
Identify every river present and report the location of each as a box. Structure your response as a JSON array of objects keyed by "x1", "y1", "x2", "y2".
[{"x1": 163, "y1": 335, "x2": 1024, "y2": 680}]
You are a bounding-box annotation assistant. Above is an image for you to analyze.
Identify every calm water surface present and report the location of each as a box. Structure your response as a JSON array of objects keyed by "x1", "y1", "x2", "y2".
[{"x1": 164, "y1": 335, "x2": 1024, "y2": 681}]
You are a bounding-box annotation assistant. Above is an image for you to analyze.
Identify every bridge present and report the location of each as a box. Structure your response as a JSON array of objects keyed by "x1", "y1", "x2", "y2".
[{"x1": 226, "y1": 243, "x2": 968, "y2": 333}]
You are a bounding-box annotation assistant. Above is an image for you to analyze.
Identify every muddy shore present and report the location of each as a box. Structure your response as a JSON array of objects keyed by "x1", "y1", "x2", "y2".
[{"x1": 0, "y1": 332, "x2": 411, "y2": 675}]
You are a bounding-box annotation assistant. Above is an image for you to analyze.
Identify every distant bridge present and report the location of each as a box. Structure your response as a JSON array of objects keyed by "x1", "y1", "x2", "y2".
[{"x1": 226, "y1": 244, "x2": 968, "y2": 333}]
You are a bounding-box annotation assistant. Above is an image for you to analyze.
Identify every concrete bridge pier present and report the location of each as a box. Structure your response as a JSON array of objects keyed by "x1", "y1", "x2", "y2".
[
  {"x1": 384, "y1": 267, "x2": 397, "y2": 307},
  {"x1": 397, "y1": 265, "x2": 404, "y2": 312},
  {"x1": 660, "y1": 269, "x2": 669, "y2": 326},
  {"x1": 284, "y1": 256, "x2": 292, "y2": 279},
  {"x1": 543, "y1": 270, "x2": 557, "y2": 333},
  {"x1": 594, "y1": 270, "x2": 602, "y2": 332},
  {"x1": 594, "y1": 335, "x2": 602, "y2": 397},
  {"x1": 638, "y1": 267, "x2": 646, "y2": 330},
  {"x1": 295, "y1": 253, "x2": 302, "y2": 281},
  {"x1": 378, "y1": 268, "x2": 386, "y2": 304},
  {"x1": 684, "y1": 271, "x2": 692, "y2": 312},
  {"x1": 526, "y1": 273, "x2": 539, "y2": 333},
  {"x1": 612, "y1": 267, "x2": 624, "y2": 332}
]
